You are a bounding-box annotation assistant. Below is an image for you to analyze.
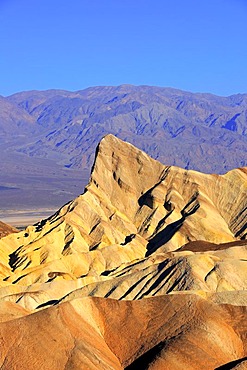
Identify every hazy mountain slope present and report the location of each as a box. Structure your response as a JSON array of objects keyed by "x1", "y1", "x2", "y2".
[
  {"x1": 0, "y1": 135, "x2": 246, "y2": 369},
  {"x1": 0, "y1": 96, "x2": 35, "y2": 136}
]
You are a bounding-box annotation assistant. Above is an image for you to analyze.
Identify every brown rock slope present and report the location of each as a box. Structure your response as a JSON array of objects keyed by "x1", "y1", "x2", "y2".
[
  {"x1": 0, "y1": 134, "x2": 246, "y2": 369},
  {"x1": 0, "y1": 295, "x2": 246, "y2": 370},
  {"x1": 0, "y1": 221, "x2": 18, "y2": 239}
]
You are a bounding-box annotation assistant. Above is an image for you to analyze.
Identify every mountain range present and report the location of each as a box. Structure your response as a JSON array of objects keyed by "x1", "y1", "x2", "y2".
[{"x1": 1, "y1": 85, "x2": 247, "y2": 210}]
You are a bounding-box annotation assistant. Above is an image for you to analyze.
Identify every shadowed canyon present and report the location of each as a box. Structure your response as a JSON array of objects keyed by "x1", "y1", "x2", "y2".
[{"x1": 0, "y1": 135, "x2": 246, "y2": 369}]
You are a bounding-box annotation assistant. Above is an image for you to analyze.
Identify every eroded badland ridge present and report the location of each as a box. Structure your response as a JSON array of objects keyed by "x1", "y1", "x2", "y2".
[{"x1": 0, "y1": 135, "x2": 246, "y2": 369}]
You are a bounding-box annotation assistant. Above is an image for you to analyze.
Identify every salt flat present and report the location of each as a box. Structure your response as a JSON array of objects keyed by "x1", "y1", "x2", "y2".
[{"x1": 0, "y1": 209, "x2": 57, "y2": 228}]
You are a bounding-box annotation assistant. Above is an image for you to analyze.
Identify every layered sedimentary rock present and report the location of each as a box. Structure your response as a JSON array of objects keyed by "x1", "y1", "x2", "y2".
[{"x1": 0, "y1": 135, "x2": 246, "y2": 369}]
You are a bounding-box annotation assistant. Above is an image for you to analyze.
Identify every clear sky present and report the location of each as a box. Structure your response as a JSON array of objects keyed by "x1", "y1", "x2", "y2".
[{"x1": 0, "y1": 0, "x2": 246, "y2": 97}]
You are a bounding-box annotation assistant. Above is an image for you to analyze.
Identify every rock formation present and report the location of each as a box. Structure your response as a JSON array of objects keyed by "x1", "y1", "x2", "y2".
[{"x1": 0, "y1": 135, "x2": 246, "y2": 369}]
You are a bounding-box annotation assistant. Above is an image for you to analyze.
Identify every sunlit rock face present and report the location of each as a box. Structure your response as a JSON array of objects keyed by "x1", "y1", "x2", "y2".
[{"x1": 0, "y1": 135, "x2": 246, "y2": 369}]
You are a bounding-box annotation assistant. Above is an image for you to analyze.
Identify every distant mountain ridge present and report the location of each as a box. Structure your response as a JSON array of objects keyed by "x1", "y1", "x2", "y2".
[
  {"x1": 1, "y1": 85, "x2": 247, "y2": 210},
  {"x1": 4, "y1": 85, "x2": 247, "y2": 173}
]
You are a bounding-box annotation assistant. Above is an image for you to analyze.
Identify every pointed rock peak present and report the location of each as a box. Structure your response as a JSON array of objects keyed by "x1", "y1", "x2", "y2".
[
  {"x1": 91, "y1": 133, "x2": 163, "y2": 174},
  {"x1": 97, "y1": 134, "x2": 136, "y2": 154},
  {"x1": 98, "y1": 133, "x2": 124, "y2": 149},
  {"x1": 89, "y1": 134, "x2": 165, "y2": 205}
]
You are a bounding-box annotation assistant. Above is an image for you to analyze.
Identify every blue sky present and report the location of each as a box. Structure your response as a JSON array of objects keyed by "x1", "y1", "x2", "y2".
[{"x1": 0, "y1": 0, "x2": 246, "y2": 96}]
